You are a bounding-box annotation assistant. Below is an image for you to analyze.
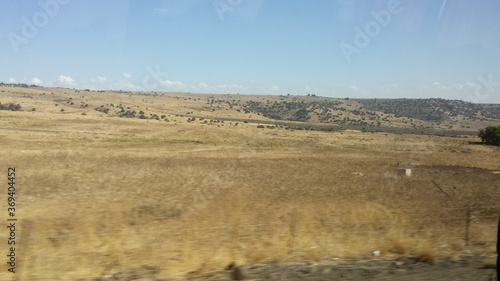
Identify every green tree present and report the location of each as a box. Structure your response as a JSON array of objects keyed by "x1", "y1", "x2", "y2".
[{"x1": 478, "y1": 125, "x2": 500, "y2": 146}]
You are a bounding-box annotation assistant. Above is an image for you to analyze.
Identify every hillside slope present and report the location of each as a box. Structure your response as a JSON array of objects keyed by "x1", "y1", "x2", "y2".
[{"x1": 1, "y1": 84, "x2": 499, "y2": 135}]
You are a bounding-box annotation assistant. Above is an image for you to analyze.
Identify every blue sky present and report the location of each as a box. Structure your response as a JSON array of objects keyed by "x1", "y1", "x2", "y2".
[{"x1": 2, "y1": 0, "x2": 500, "y2": 102}]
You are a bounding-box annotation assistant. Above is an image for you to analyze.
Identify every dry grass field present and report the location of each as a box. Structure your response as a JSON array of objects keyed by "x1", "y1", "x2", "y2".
[{"x1": 0, "y1": 86, "x2": 499, "y2": 280}]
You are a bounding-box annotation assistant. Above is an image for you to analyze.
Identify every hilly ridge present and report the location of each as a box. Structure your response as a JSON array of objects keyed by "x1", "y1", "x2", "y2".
[{"x1": 1, "y1": 84, "x2": 499, "y2": 136}]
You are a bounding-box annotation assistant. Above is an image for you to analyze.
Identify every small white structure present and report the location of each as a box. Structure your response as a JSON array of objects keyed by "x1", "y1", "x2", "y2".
[
  {"x1": 398, "y1": 168, "x2": 412, "y2": 177},
  {"x1": 351, "y1": 172, "x2": 364, "y2": 177}
]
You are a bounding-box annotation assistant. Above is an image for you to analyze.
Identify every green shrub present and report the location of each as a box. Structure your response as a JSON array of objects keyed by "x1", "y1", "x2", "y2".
[
  {"x1": 478, "y1": 125, "x2": 500, "y2": 146},
  {"x1": 119, "y1": 110, "x2": 136, "y2": 118}
]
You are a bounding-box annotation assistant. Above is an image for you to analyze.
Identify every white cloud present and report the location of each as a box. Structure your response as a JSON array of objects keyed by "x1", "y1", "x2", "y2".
[
  {"x1": 123, "y1": 72, "x2": 131, "y2": 79},
  {"x1": 115, "y1": 81, "x2": 142, "y2": 91},
  {"x1": 194, "y1": 82, "x2": 247, "y2": 93},
  {"x1": 8, "y1": 77, "x2": 15, "y2": 83},
  {"x1": 31, "y1": 77, "x2": 42, "y2": 85},
  {"x1": 349, "y1": 85, "x2": 358, "y2": 91},
  {"x1": 160, "y1": 79, "x2": 184, "y2": 88},
  {"x1": 271, "y1": 85, "x2": 279, "y2": 91},
  {"x1": 305, "y1": 85, "x2": 322, "y2": 92},
  {"x1": 197, "y1": 82, "x2": 212, "y2": 90},
  {"x1": 105, "y1": 79, "x2": 250, "y2": 94},
  {"x1": 57, "y1": 75, "x2": 76, "y2": 86},
  {"x1": 217, "y1": 84, "x2": 246, "y2": 90},
  {"x1": 454, "y1": 82, "x2": 477, "y2": 91},
  {"x1": 465, "y1": 82, "x2": 476, "y2": 88},
  {"x1": 97, "y1": 76, "x2": 107, "y2": 83},
  {"x1": 431, "y1": 81, "x2": 450, "y2": 90}
]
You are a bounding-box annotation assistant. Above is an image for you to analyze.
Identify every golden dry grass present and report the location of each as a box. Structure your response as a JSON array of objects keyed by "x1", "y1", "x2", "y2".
[{"x1": 0, "y1": 87, "x2": 499, "y2": 280}]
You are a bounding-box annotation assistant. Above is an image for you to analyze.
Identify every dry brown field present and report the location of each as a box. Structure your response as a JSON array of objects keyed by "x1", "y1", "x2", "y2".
[{"x1": 0, "y1": 86, "x2": 499, "y2": 280}]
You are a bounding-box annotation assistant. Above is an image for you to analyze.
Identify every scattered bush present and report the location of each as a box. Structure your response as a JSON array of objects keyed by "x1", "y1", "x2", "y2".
[
  {"x1": 119, "y1": 110, "x2": 136, "y2": 118},
  {"x1": 0, "y1": 103, "x2": 21, "y2": 111},
  {"x1": 94, "y1": 106, "x2": 109, "y2": 114}
]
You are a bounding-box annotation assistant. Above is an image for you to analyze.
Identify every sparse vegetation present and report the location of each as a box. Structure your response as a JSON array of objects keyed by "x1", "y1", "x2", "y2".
[
  {"x1": 0, "y1": 85, "x2": 499, "y2": 280},
  {"x1": 119, "y1": 110, "x2": 136, "y2": 118},
  {"x1": 0, "y1": 102, "x2": 21, "y2": 111},
  {"x1": 95, "y1": 105, "x2": 109, "y2": 114}
]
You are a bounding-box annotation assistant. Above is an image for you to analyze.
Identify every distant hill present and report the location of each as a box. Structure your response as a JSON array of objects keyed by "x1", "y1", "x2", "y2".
[
  {"x1": 1, "y1": 84, "x2": 499, "y2": 136},
  {"x1": 354, "y1": 98, "x2": 500, "y2": 122},
  {"x1": 230, "y1": 96, "x2": 500, "y2": 134}
]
